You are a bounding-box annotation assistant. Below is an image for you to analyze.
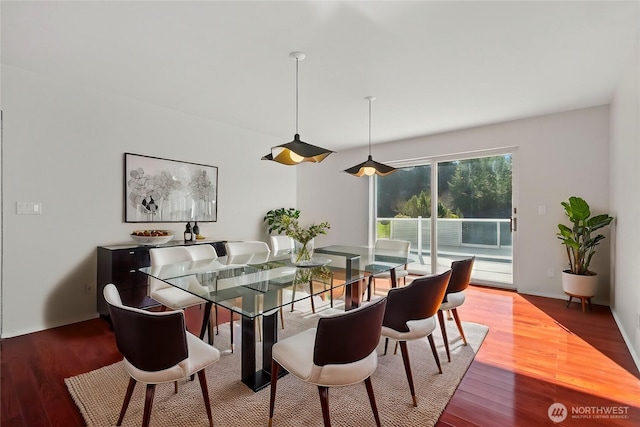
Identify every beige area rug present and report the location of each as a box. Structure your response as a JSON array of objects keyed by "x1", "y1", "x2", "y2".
[{"x1": 66, "y1": 295, "x2": 488, "y2": 427}]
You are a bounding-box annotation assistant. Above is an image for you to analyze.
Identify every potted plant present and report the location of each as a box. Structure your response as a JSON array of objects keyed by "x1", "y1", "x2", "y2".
[
  {"x1": 556, "y1": 196, "x2": 613, "y2": 298},
  {"x1": 263, "y1": 208, "x2": 300, "y2": 235},
  {"x1": 280, "y1": 215, "x2": 330, "y2": 263}
]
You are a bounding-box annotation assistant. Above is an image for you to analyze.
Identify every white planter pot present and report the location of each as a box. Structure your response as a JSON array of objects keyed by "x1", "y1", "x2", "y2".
[{"x1": 561, "y1": 270, "x2": 598, "y2": 297}]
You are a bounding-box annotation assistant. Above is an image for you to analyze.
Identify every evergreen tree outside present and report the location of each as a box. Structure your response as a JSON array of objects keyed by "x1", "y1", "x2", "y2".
[
  {"x1": 376, "y1": 154, "x2": 512, "y2": 220},
  {"x1": 448, "y1": 156, "x2": 512, "y2": 218}
]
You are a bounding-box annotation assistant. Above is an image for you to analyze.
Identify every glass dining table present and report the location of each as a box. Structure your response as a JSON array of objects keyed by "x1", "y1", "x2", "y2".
[{"x1": 139, "y1": 244, "x2": 413, "y2": 392}]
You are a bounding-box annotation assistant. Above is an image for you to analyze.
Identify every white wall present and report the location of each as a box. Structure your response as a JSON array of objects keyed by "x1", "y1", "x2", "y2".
[
  {"x1": 0, "y1": 65, "x2": 296, "y2": 337},
  {"x1": 609, "y1": 41, "x2": 640, "y2": 366},
  {"x1": 298, "y1": 106, "x2": 612, "y2": 302}
]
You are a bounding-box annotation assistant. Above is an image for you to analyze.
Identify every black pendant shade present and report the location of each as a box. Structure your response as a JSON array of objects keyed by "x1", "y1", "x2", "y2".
[
  {"x1": 262, "y1": 52, "x2": 334, "y2": 165},
  {"x1": 344, "y1": 96, "x2": 397, "y2": 177},
  {"x1": 343, "y1": 154, "x2": 397, "y2": 177},
  {"x1": 261, "y1": 134, "x2": 333, "y2": 165}
]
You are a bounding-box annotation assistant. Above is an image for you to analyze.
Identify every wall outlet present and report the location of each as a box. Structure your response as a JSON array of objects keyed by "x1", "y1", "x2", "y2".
[
  {"x1": 17, "y1": 201, "x2": 42, "y2": 214},
  {"x1": 85, "y1": 282, "x2": 93, "y2": 294}
]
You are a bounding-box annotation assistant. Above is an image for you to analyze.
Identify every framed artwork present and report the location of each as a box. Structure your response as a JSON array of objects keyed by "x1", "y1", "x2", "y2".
[{"x1": 124, "y1": 153, "x2": 218, "y2": 223}]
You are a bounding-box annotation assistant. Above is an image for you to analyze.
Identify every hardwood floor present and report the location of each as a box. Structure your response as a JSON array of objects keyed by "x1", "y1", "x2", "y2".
[{"x1": 1, "y1": 285, "x2": 638, "y2": 426}]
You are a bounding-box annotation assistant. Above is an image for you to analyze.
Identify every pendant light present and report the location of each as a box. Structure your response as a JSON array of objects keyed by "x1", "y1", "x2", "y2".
[
  {"x1": 344, "y1": 96, "x2": 397, "y2": 177},
  {"x1": 261, "y1": 52, "x2": 334, "y2": 165}
]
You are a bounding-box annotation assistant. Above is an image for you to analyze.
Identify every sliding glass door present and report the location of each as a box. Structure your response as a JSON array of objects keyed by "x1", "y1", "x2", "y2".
[{"x1": 374, "y1": 151, "x2": 515, "y2": 288}]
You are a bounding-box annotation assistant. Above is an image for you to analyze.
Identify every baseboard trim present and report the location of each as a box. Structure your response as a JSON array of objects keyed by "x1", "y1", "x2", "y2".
[
  {"x1": 1, "y1": 313, "x2": 99, "y2": 339},
  {"x1": 610, "y1": 309, "x2": 640, "y2": 373}
]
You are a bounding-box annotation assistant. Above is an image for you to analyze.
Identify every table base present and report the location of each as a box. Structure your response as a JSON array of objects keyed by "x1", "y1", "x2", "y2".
[{"x1": 242, "y1": 367, "x2": 288, "y2": 392}]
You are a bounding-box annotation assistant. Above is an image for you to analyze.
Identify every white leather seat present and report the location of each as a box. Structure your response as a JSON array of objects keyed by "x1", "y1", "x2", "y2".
[
  {"x1": 183, "y1": 245, "x2": 232, "y2": 350},
  {"x1": 148, "y1": 246, "x2": 208, "y2": 311},
  {"x1": 225, "y1": 240, "x2": 271, "y2": 265},
  {"x1": 103, "y1": 284, "x2": 220, "y2": 427},
  {"x1": 185, "y1": 244, "x2": 218, "y2": 261},
  {"x1": 268, "y1": 298, "x2": 387, "y2": 427},
  {"x1": 380, "y1": 270, "x2": 451, "y2": 406},
  {"x1": 223, "y1": 241, "x2": 281, "y2": 340},
  {"x1": 269, "y1": 235, "x2": 293, "y2": 254},
  {"x1": 367, "y1": 239, "x2": 411, "y2": 300}
]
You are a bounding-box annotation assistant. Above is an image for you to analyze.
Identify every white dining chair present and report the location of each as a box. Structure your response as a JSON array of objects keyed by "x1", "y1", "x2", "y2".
[
  {"x1": 148, "y1": 247, "x2": 208, "y2": 311},
  {"x1": 268, "y1": 297, "x2": 387, "y2": 427},
  {"x1": 185, "y1": 244, "x2": 218, "y2": 261},
  {"x1": 269, "y1": 235, "x2": 294, "y2": 254},
  {"x1": 224, "y1": 241, "x2": 283, "y2": 339},
  {"x1": 438, "y1": 256, "x2": 475, "y2": 362},
  {"x1": 380, "y1": 270, "x2": 451, "y2": 406},
  {"x1": 183, "y1": 244, "x2": 235, "y2": 351},
  {"x1": 104, "y1": 284, "x2": 220, "y2": 427}
]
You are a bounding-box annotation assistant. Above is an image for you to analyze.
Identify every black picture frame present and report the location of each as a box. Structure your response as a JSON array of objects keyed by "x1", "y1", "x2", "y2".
[{"x1": 124, "y1": 153, "x2": 218, "y2": 223}]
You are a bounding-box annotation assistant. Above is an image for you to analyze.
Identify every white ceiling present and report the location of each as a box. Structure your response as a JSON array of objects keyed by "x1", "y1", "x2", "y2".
[{"x1": 2, "y1": 1, "x2": 639, "y2": 151}]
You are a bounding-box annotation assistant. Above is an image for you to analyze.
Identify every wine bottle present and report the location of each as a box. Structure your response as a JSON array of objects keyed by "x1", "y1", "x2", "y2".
[
  {"x1": 193, "y1": 221, "x2": 200, "y2": 239},
  {"x1": 184, "y1": 222, "x2": 192, "y2": 243}
]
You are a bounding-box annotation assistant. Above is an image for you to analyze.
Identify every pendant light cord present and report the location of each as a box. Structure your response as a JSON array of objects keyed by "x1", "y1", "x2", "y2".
[
  {"x1": 368, "y1": 97, "x2": 372, "y2": 156},
  {"x1": 295, "y1": 57, "x2": 299, "y2": 134}
]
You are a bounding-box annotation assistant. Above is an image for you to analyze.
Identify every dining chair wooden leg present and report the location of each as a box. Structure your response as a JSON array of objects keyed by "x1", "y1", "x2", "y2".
[
  {"x1": 174, "y1": 381, "x2": 178, "y2": 394},
  {"x1": 268, "y1": 360, "x2": 280, "y2": 427},
  {"x1": 197, "y1": 370, "x2": 214, "y2": 427},
  {"x1": 364, "y1": 377, "x2": 382, "y2": 427},
  {"x1": 291, "y1": 284, "x2": 297, "y2": 312},
  {"x1": 207, "y1": 316, "x2": 215, "y2": 346},
  {"x1": 437, "y1": 310, "x2": 451, "y2": 362},
  {"x1": 318, "y1": 386, "x2": 331, "y2": 427},
  {"x1": 117, "y1": 377, "x2": 137, "y2": 426},
  {"x1": 214, "y1": 305, "x2": 219, "y2": 335},
  {"x1": 308, "y1": 280, "x2": 316, "y2": 314},
  {"x1": 447, "y1": 309, "x2": 453, "y2": 321},
  {"x1": 230, "y1": 313, "x2": 235, "y2": 353},
  {"x1": 451, "y1": 308, "x2": 467, "y2": 345},
  {"x1": 142, "y1": 384, "x2": 156, "y2": 427},
  {"x1": 383, "y1": 337, "x2": 389, "y2": 355},
  {"x1": 329, "y1": 273, "x2": 335, "y2": 308},
  {"x1": 398, "y1": 341, "x2": 417, "y2": 407},
  {"x1": 427, "y1": 334, "x2": 443, "y2": 374},
  {"x1": 279, "y1": 307, "x2": 285, "y2": 329}
]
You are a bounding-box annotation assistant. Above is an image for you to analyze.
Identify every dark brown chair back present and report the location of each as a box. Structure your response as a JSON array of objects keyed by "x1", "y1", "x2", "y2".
[
  {"x1": 313, "y1": 297, "x2": 387, "y2": 366},
  {"x1": 446, "y1": 256, "x2": 475, "y2": 295},
  {"x1": 107, "y1": 299, "x2": 188, "y2": 372},
  {"x1": 382, "y1": 270, "x2": 452, "y2": 332}
]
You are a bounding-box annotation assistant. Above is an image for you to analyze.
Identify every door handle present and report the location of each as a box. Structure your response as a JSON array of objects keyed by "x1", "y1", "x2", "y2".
[{"x1": 510, "y1": 217, "x2": 517, "y2": 232}]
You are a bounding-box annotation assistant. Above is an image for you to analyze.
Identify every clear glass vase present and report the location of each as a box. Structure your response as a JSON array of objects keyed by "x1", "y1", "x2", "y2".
[{"x1": 292, "y1": 238, "x2": 314, "y2": 264}]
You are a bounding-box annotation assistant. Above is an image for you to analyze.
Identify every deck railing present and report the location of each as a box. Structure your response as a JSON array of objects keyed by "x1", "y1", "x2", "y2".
[{"x1": 377, "y1": 216, "x2": 512, "y2": 256}]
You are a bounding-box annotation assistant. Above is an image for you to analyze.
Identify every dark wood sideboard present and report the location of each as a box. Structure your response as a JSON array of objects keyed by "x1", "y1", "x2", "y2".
[{"x1": 97, "y1": 240, "x2": 226, "y2": 318}]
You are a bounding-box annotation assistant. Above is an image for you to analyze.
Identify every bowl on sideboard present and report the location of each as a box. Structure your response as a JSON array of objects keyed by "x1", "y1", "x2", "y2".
[{"x1": 130, "y1": 231, "x2": 173, "y2": 245}]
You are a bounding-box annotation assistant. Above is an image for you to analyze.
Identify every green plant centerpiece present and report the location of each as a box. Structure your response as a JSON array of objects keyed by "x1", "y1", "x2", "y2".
[
  {"x1": 263, "y1": 208, "x2": 300, "y2": 235},
  {"x1": 556, "y1": 196, "x2": 613, "y2": 302},
  {"x1": 281, "y1": 215, "x2": 330, "y2": 263}
]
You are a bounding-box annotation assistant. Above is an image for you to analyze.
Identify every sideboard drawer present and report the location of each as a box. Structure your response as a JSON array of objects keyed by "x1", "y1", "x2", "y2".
[
  {"x1": 111, "y1": 250, "x2": 150, "y2": 270},
  {"x1": 110, "y1": 269, "x2": 147, "y2": 290}
]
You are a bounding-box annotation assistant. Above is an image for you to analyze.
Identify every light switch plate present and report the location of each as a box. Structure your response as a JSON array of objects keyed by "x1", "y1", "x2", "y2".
[{"x1": 17, "y1": 201, "x2": 42, "y2": 214}]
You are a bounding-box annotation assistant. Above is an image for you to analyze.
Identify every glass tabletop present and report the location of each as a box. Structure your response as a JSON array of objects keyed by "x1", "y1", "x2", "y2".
[{"x1": 139, "y1": 244, "x2": 413, "y2": 319}]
